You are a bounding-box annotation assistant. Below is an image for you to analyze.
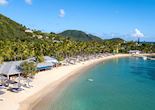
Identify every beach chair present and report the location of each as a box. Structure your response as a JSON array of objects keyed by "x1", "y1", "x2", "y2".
[
  {"x1": 0, "y1": 90, "x2": 5, "y2": 95},
  {"x1": 8, "y1": 83, "x2": 24, "y2": 93},
  {"x1": 25, "y1": 78, "x2": 33, "y2": 88},
  {"x1": 0, "y1": 84, "x2": 5, "y2": 89},
  {"x1": 9, "y1": 87, "x2": 23, "y2": 93}
]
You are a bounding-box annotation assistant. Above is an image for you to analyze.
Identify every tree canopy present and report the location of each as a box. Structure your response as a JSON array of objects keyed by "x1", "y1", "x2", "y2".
[{"x1": 0, "y1": 14, "x2": 155, "y2": 63}]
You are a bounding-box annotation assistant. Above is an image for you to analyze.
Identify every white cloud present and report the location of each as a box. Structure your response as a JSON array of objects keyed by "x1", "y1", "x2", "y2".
[
  {"x1": 0, "y1": 0, "x2": 8, "y2": 5},
  {"x1": 132, "y1": 28, "x2": 144, "y2": 38},
  {"x1": 25, "y1": 0, "x2": 32, "y2": 5},
  {"x1": 59, "y1": 9, "x2": 65, "y2": 18}
]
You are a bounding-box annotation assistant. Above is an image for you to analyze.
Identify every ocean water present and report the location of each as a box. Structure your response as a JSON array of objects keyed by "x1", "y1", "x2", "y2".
[{"x1": 38, "y1": 57, "x2": 155, "y2": 110}]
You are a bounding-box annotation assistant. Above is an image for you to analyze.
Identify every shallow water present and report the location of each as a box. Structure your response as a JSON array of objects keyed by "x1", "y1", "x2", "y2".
[{"x1": 37, "y1": 57, "x2": 155, "y2": 110}]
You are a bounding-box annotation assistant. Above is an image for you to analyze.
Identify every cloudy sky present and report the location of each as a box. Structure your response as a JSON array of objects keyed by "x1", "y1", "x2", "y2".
[{"x1": 0, "y1": 0, "x2": 155, "y2": 41}]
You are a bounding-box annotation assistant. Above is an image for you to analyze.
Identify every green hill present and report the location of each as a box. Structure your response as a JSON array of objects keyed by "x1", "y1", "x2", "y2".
[
  {"x1": 0, "y1": 14, "x2": 27, "y2": 39},
  {"x1": 104, "y1": 38, "x2": 125, "y2": 43},
  {"x1": 59, "y1": 30, "x2": 103, "y2": 41}
]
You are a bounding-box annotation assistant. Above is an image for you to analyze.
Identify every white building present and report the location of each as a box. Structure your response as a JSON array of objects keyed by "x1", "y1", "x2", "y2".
[
  {"x1": 25, "y1": 30, "x2": 33, "y2": 33},
  {"x1": 129, "y1": 50, "x2": 141, "y2": 54}
]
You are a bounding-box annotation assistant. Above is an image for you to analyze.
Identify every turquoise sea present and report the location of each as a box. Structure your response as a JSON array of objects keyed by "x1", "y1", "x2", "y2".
[{"x1": 35, "y1": 57, "x2": 155, "y2": 110}]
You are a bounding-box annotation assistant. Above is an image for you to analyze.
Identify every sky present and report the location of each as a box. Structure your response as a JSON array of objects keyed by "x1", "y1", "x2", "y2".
[{"x1": 0, "y1": 0, "x2": 155, "y2": 41}]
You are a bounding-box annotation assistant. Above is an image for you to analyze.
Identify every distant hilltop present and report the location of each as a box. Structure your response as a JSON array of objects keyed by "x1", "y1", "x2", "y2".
[
  {"x1": 0, "y1": 13, "x2": 125, "y2": 42},
  {"x1": 58, "y1": 30, "x2": 103, "y2": 41}
]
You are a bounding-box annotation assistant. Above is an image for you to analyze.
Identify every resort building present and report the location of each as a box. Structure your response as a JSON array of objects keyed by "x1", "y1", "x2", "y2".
[
  {"x1": 37, "y1": 56, "x2": 58, "y2": 71},
  {"x1": 0, "y1": 61, "x2": 22, "y2": 79},
  {"x1": 44, "y1": 56, "x2": 58, "y2": 64},
  {"x1": 129, "y1": 50, "x2": 141, "y2": 54},
  {"x1": 0, "y1": 56, "x2": 59, "y2": 78},
  {"x1": 25, "y1": 29, "x2": 33, "y2": 33}
]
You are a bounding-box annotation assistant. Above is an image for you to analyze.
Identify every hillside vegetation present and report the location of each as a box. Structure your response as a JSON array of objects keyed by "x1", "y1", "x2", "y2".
[
  {"x1": 0, "y1": 13, "x2": 155, "y2": 62},
  {"x1": 59, "y1": 30, "x2": 103, "y2": 41},
  {"x1": 0, "y1": 14, "x2": 28, "y2": 39}
]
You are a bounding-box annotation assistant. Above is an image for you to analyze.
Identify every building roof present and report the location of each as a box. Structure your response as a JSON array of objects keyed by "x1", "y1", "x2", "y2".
[
  {"x1": 129, "y1": 50, "x2": 141, "y2": 53},
  {"x1": 27, "y1": 56, "x2": 58, "y2": 64},
  {"x1": 0, "y1": 61, "x2": 23, "y2": 76},
  {"x1": 37, "y1": 62, "x2": 55, "y2": 68},
  {"x1": 0, "y1": 56, "x2": 58, "y2": 76},
  {"x1": 25, "y1": 30, "x2": 33, "y2": 33},
  {"x1": 44, "y1": 56, "x2": 58, "y2": 64},
  {"x1": 26, "y1": 57, "x2": 36, "y2": 62}
]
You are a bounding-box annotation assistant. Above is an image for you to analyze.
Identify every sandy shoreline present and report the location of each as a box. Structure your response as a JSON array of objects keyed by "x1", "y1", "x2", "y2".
[
  {"x1": 22, "y1": 56, "x2": 100, "y2": 110},
  {"x1": 0, "y1": 54, "x2": 132, "y2": 110}
]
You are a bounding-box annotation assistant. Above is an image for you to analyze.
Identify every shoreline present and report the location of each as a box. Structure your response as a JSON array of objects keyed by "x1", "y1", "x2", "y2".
[
  {"x1": 20, "y1": 54, "x2": 131, "y2": 110},
  {"x1": 0, "y1": 54, "x2": 134, "y2": 110},
  {"x1": 22, "y1": 56, "x2": 99, "y2": 110}
]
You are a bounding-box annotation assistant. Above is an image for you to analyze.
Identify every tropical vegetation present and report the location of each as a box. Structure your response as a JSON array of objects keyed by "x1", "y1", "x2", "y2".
[
  {"x1": 0, "y1": 14, "x2": 155, "y2": 63},
  {"x1": 20, "y1": 61, "x2": 37, "y2": 78}
]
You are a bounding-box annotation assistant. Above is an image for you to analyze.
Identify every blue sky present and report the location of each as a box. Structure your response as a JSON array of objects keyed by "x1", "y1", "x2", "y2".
[{"x1": 0, "y1": 0, "x2": 155, "y2": 41}]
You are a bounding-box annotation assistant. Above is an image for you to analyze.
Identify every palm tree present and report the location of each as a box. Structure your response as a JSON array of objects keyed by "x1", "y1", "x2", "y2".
[
  {"x1": 20, "y1": 61, "x2": 37, "y2": 78},
  {"x1": 36, "y1": 55, "x2": 44, "y2": 63}
]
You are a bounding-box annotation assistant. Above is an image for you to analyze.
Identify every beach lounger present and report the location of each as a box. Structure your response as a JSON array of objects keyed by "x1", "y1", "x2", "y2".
[
  {"x1": 0, "y1": 90, "x2": 5, "y2": 95},
  {"x1": 9, "y1": 87, "x2": 24, "y2": 93},
  {"x1": 0, "y1": 85, "x2": 5, "y2": 89}
]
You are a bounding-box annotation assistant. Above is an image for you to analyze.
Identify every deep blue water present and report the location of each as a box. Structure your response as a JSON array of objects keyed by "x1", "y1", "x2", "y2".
[{"x1": 41, "y1": 57, "x2": 155, "y2": 110}]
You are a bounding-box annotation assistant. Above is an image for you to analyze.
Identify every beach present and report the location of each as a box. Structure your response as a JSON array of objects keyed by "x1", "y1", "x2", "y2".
[
  {"x1": 1, "y1": 2, "x2": 155, "y2": 110},
  {"x1": 0, "y1": 54, "x2": 131, "y2": 110}
]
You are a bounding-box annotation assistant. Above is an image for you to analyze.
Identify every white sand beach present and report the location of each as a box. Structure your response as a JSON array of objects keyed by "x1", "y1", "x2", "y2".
[{"x1": 0, "y1": 54, "x2": 131, "y2": 110}]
